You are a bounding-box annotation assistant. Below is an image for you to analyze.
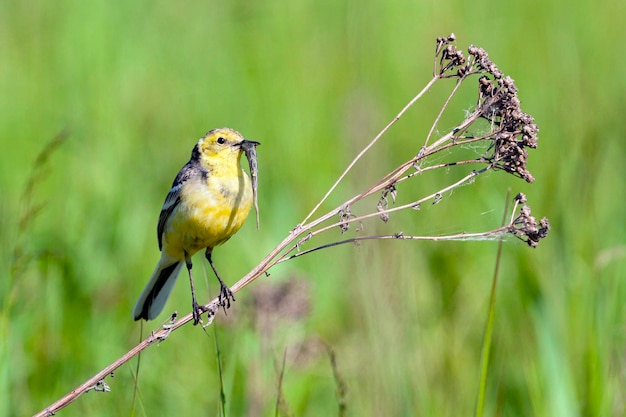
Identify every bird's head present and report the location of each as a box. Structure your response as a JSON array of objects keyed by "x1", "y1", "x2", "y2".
[{"x1": 194, "y1": 127, "x2": 259, "y2": 166}]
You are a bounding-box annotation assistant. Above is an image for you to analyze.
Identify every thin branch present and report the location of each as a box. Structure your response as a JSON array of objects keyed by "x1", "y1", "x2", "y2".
[
  {"x1": 279, "y1": 226, "x2": 513, "y2": 263},
  {"x1": 423, "y1": 78, "x2": 463, "y2": 148},
  {"x1": 294, "y1": 169, "x2": 486, "y2": 245},
  {"x1": 33, "y1": 315, "x2": 185, "y2": 417},
  {"x1": 301, "y1": 74, "x2": 440, "y2": 225}
]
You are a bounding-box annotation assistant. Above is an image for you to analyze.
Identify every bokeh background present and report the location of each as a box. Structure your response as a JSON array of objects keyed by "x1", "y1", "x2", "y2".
[{"x1": 1, "y1": 0, "x2": 625, "y2": 416}]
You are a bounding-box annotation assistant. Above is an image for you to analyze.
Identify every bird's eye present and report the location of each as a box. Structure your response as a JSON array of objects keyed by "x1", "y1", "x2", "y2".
[{"x1": 217, "y1": 137, "x2": 226, "y2": 144}]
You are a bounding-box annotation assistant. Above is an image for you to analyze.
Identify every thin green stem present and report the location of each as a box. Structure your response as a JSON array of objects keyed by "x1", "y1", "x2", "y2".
[{"x1": 475, "y1": 191, "x2": 509, "y2": 417}]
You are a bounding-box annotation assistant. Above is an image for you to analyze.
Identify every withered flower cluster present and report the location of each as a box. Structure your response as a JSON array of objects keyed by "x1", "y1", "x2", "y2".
[
  {"x1": 510, "y1": 193, "x2": 550, "y2": 248},
  {"x1": 436, "y1": 36, "x2": 540, "y2": 183},
  {"x1": 476, "y1": 72, "x2": 539, "y2": 183}
]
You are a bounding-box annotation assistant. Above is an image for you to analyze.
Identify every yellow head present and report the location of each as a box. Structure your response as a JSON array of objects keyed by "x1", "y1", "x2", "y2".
[
  {"x1": 192, "y1": 127, "x2": 259, "y2": 173},
  {"x1": 194, "y1": 127, "x2": 243, "y2": 162}
]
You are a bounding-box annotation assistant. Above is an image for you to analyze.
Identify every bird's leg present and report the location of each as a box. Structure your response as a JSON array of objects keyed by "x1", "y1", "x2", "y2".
[
  {"x1": 185, "y1": 252, "x2": 205, "y2": 325},
  {"x1": 205, "y1": 249, "x2": 236, "y2": 311}
]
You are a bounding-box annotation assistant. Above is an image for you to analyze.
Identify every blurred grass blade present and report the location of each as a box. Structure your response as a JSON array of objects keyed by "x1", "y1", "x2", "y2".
[{"x1": 475, "y1": 192, "x2": 510, "y2": 417}]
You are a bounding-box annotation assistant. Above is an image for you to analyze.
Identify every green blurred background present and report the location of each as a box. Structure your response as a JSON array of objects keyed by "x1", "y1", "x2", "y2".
[{"x1": 1, "y1": 0, "x2": 625, "y2": 416}]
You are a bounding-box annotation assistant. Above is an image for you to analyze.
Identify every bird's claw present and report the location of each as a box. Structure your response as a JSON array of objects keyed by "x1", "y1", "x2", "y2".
[
  {"x1": 192, "y1": 302, "x2": 207, "y2": 325},
  {"x1": 218, "y1": 285, "x2": 236, "y2": 312}
]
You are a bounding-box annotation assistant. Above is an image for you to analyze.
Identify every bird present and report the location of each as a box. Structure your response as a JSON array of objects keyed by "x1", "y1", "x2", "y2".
[{"x1": 132, "y1": 127, "x2": 259, "y2": 325}]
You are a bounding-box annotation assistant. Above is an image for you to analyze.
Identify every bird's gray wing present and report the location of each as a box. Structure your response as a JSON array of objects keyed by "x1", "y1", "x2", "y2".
[{"x1": 157, "y1": 162, "x2": 199, "y2": 250}]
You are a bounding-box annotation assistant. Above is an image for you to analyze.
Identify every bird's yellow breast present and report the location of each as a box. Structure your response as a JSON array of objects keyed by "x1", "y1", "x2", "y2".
[{"x1": 162, "y1": 170, "x2": 252, "y2": 259}]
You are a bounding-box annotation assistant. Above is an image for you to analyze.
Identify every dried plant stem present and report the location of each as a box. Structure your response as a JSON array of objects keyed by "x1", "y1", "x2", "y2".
[
  {"x1": 289, "y1": 170, "x2": 484, "y2": 246},
  {"x1": 301, "y1": 74, "x2": 440, "y2": 225},
  {"x1": 32, "y1": 35, "x2": 550, "y2": 417},
  {"x1": 33, "y1": 322, "x2": 178, "y2": 417},
  {"x1": 423, "y1": 77, "x2": 464, "y2": 148},
  {"x1": 280, "y1": 226, "x2": 516, "y2": 263},
  {"x1": 32, "y1": 193, "x2": 529, "y2": 417}
]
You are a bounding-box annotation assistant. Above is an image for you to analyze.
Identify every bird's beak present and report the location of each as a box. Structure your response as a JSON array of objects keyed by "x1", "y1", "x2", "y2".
[{"x1": 237, "y1": 139, "x2": 261, "y2": 151}]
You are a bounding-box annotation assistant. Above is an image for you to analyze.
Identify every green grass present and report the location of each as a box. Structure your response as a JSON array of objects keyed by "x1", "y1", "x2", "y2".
[{"x1": 2, "y1": 0, "x2": 626, "y2": 416}]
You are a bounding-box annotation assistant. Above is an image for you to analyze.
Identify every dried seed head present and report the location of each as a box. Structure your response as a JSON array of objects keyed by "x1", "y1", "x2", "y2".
[
  {"x1": 475, "y1": 73, "x2": 539, "y2": 182},
  {"x1": 377, "y1": 201, "x2": 390, "y2": 223},
  {"x1": 377, "y1": 184, "x2": 398, "y2": 223},
  {"x1": 436, "y1": 33, "x2": 457, "y2": 50},
  {"x1": 338, "y1": 204, "x2": 353, "y2": 234},
  {"x1": 511, "y1": 205, "x2": 550, "y2": 247},
  {"x1": 514, "y1": 193, "x2": 527, "y2": 204},
  {"x1": 435, "y1": 36, "x2": 469, "y2": 76}
]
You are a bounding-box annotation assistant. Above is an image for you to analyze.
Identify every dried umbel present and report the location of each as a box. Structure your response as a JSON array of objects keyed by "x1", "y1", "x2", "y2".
[
  {"x1": 477, "y1": 74, "x2": 538, "y2": 182},
  {"x1": 510, "y1": 194, "x2": 550, "y2": 248},
  {"x1": 277, "y1": 34, "x2": 550, "y2": 260},
  {"x1": 432, "y1": 37, "x2": 540, "y2": 184}
]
